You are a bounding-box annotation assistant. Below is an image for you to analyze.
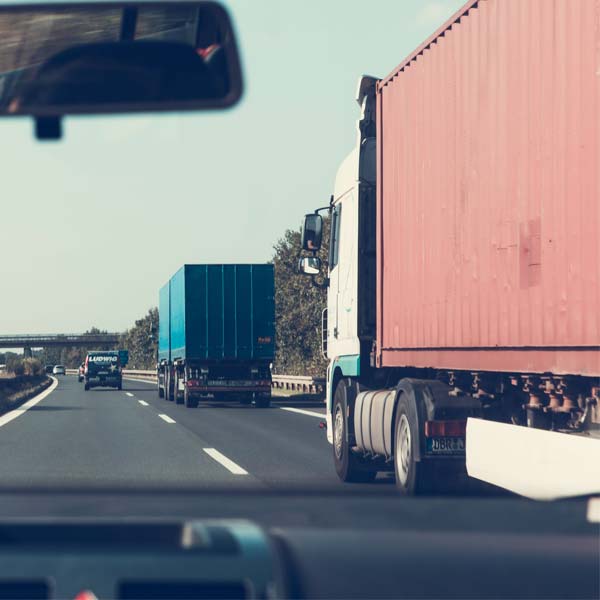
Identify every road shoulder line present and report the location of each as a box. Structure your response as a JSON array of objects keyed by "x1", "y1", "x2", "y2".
[
  {"x1": 0, "y1": 376, "x2": 58, "y2": 428},
  {"x1": 123, "y1": 377, "x2": 156, "y2": 385},
  {"x1": 279, "y1": 406, "x2": 325, "y2": 419}
]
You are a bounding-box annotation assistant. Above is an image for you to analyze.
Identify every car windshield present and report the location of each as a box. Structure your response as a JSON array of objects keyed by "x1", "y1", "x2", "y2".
[{"x1": 0, "y1": 0, "x2": 598, "y2": 511}]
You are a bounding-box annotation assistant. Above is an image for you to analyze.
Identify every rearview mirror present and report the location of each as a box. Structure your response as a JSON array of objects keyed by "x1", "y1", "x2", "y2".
[
  {"x1": 298, "y1": 256, "x2": 322, "y2": 276},
  {"x1": 0, "y1": 2, "x2": 242, "y2": 124},
  {"x1": 301, "y1": 214, "x2": 323, "y2": 252}
]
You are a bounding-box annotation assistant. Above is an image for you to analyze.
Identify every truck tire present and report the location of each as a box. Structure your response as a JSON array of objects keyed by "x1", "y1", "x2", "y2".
[
  {"x1": 158, "y1": 375, "x2": 164, "y2": 398},
  {"x1": 174, "y1": 373, "x2": 183, "y2": 404},
  {"x1": 239, "y1": 396, "x2": 252, "y2": 405},
  {"x1": 117, "y1": 381, "x2": 122, "y2": 391},
  {"x1": 166, "y1": 371, "x2": 174, "y2": 402},
  {"x1": 84, "y1": 383, "x2": 90, "y2": 391},
  {"x1": 184, "y1": 387, "x2": 198, "y2": 408},
  {"x1": 332, "y1": 379, "x2": 377, "y2": 483},
  {"x1": 393, "y1": 389, "x2": 433, "y2": 495},
  {"x1": 255, "y1": 395, "x2": 271, "y2": 408}
]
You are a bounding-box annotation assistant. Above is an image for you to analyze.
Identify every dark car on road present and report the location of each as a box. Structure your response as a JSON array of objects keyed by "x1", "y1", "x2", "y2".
[{"x1": 84, "y1": 352, "x2": 122, "y2": 391}]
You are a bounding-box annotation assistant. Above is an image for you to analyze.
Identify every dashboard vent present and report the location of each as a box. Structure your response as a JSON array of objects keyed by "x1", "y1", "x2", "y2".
[
  {"x1": 0, "y1": 580, "x2": 49, "y2": 599},
  {"x1": 118, "y1": 580, "x2": 247, "y2": 599}
]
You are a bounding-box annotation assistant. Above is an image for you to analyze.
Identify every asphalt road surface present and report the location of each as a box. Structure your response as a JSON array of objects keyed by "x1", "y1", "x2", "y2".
[{"x1": 0, "y1": 375, "x2": 391, "y2": 490}]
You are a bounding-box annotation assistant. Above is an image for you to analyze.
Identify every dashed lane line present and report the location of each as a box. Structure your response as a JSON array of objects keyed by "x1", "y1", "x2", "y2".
[
  {"x1": 158, "y1": 414, "x2": 176, "y2": 424},
  {"x1": 125, "y1": 392, "x2": 134, "y2": 397},
  {"x1": 203, "y1": 448, "x2": 248, "y2": 475},
  {"x1": 138, "y1": 400, "x2": 149, "y2": 406},
  {"x1": 586, "y1": 498, "x2": 600, "y2": 524}
]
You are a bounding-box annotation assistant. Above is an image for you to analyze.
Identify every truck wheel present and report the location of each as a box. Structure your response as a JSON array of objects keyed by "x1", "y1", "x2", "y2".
[
  {"x1": 117, "y1": 382, "x2": 122, "y2": 391},
  {"x1": 184, "y1": 387, "x2": 198, "y2": 408},
  {"x1": 332, "y1": 379, "x2": 377, "y2": 483},
  {"x1": 174, "y1": 374, "x2": 183, "y2": 404},
  {"x1": 84, "y1": 383, "x2": 90, "y2": 391},
  {"x1": 166, "y1": 371, "x2": 174, "y2": 402},
  {"x1": 239, "y1": 396, "x2": 252, "y2": 405},
  {"x1": 394, "y1": 391, "x2": 431, "y2": 495},
  {"x1": 255, "y1": 396, "x2": 271, "y2": 408},
  {"x1": 158, "y1": 377, "x2": 164, "y2": 398}
]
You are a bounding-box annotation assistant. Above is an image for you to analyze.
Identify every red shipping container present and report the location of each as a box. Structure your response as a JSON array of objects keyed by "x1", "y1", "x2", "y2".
[{"x1": 375, "y1": 0, "x2": 600, "y2": 377}]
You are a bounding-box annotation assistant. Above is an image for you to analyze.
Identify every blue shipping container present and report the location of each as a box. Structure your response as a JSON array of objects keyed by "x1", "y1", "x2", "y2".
[
  {"x1": 166, "y1": 264, "x2": 275, "y2": 362},
  {"x1": 158, "y1": 281, "x2": 171, "y2": 362}
]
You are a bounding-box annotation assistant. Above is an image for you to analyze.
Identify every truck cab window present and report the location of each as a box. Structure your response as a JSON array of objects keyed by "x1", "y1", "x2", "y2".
[{"x1": 329, "y1": 205, "x2": 341, "y2": 269}]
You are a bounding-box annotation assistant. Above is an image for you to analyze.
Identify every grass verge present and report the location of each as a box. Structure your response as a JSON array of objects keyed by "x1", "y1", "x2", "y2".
[{"x1": 0, "y1": 375, "x2": 52, "y2": 415}]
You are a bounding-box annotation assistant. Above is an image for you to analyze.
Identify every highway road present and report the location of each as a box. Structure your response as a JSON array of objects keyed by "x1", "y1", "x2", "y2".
[{"x1": 0, "y1": 375, "x2": 391, "y2": 491}]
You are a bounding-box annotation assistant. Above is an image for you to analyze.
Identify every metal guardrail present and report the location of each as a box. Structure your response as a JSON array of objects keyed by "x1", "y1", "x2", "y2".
[
  {"x1": 65, "y1": 369, "x2": 325, "y2": 393},
  {"x1": 271, "y1": 374, "x2": 325, "y2": 394},
  {"x1": 122, "y1": 369, "x2": 156, "y2": 381}
]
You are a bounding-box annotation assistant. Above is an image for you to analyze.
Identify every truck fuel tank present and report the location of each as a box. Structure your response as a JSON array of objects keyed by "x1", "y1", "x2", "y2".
[{"x1": 354, "y1": 390, "x2": 395, "y2": 457}]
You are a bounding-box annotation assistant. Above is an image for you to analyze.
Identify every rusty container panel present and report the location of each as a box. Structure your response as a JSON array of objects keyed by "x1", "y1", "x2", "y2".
[{"x1": 376, "y1": 0, "x2": 600, "y2": 376}]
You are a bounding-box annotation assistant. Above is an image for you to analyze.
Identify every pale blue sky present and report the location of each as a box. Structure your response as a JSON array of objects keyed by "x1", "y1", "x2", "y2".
[{"x1": 0, "y1": 0, "x2": 464, "y2": 333}]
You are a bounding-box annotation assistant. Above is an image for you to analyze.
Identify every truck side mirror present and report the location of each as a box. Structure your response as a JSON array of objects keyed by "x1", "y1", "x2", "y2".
[
  {"x1": 301, "y1": 214, "x2": 323, "y2": 251},
  {"x1": 298, "y1": 256, "x2": 322, "y2": 276}
]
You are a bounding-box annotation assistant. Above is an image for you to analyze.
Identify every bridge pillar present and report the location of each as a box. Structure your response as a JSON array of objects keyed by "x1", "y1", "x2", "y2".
[{"x1": 23, "y1": 347, "x2": 32, "y2": 358}]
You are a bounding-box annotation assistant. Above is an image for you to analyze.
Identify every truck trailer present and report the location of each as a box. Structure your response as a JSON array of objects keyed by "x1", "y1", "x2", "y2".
[
  {"x1": 157, "y1": 264, "x2": 275, "y2": 408},
  {"x1": 299, "y1": 0, "x2": 600, "y2": 497}
]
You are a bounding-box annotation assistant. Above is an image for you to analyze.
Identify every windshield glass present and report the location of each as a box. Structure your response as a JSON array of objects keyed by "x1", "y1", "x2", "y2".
[{"x1": 0, "y1": 0, "x2": 597, "y2": 508}]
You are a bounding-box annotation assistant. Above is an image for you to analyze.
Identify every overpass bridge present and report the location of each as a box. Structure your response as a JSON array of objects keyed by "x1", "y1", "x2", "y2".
[{"x1": 0, "y1": 334, "x2": 121, "y2": 356}]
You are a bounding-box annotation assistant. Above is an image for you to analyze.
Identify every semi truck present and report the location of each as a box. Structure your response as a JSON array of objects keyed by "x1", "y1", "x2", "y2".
[
  {"x1": 299, "y1": 0, "x2": 600, "y2": 498},
  {"x1": 157, "y1": 264, "x2": 275, "y2": 408}
]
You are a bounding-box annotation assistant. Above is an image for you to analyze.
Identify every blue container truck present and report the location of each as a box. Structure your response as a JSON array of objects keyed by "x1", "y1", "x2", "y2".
[{"x1": 157, "y1": 264, "x2": 275, "y2": 408}]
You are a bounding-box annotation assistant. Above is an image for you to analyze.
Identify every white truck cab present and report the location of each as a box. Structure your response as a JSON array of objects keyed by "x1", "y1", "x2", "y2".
[{"x1": 302, "y1": 76, "x2": 378, "y2": 444}]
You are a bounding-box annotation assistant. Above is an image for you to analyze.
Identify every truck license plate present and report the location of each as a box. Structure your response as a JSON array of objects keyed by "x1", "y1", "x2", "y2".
[{"x1": 427, "y1": 437, "x2": 465, "y2": 454}]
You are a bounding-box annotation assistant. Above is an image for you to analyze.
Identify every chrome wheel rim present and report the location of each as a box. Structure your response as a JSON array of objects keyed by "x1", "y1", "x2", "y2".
[
  {"x1": 396, "y1": 414, "x2": 411, "y2": 486},
  {"x1": 334, "y1": 404, "x2": 344, "y2": 460}
]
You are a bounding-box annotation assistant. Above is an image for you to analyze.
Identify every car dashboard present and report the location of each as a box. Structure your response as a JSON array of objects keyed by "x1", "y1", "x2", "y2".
[{"x1": 0, "y1": 491, "x2": 595, "y2": 599}]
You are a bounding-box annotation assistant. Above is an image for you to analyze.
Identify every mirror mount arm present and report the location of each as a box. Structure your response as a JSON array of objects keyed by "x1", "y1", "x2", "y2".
[
  {"x1": 313, "y1": 194, "x2": 334, "y2": 215},
  {"x1": 35, "y1": 116, "x2": 62, "y2": 141},
  {"x1": 310, "y1": 275, "x2": 329, "y2": 289},
  {"x1": 313, "y1": 205, "x2": 331, "y2": 215}
]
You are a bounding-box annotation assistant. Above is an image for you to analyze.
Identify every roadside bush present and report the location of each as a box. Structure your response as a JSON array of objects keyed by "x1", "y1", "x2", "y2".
[
  {"x1": 7, "y1": 357, "x2": 25, "y2": 376},
  {"x1": 5, "y1": 357, "x2": 44, "y2": 377},
  {"x1": 272, "y1": 222, "x2": 330, "y2": 377},
  {"x1": 23, "y1": 358, "x2": 44, "y2": 376}
]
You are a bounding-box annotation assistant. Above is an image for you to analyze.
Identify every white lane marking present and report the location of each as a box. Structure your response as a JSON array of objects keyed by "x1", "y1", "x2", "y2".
[
  {"x1": 0, "y1": 376, "x2": 58, "y2": 428},
  {"x1": 158, "y1": 413, "x2": 176, "y2": 424},
  {"x1": 126, "y1": 392, "x2": 134, "y2": 397},
  {"x1": 203, "y1": 448, "x2": 248, "y2": 475},
  {"x1": 587, "y1": 498, "x2": 600, "y2": 523},
  {"x1": 123, "y1": 377, "x2": 157, "y2": 385},
  {"x1": 279, "y1": 406, "x2": 325, "y2": 419},
  {"x1": 138, "y1": 400, "x2": 149, "y2": 406}
]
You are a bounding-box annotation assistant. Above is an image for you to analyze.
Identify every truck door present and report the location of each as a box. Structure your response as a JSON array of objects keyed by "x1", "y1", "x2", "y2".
[{"x1": 328, "y1": 203, "x2": 342, "y2": 345}]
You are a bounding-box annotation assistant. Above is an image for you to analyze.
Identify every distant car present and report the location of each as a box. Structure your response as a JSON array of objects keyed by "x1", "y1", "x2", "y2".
[
  {"x1": 45, "y1": 365, "x2": 54, "y2": 374},
  {"x1": 52, "y1": 365, "x2": 66, "y2": 375},
  {"x1": 77, "y1": 363, "x2": 85, "y2": 382}
]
